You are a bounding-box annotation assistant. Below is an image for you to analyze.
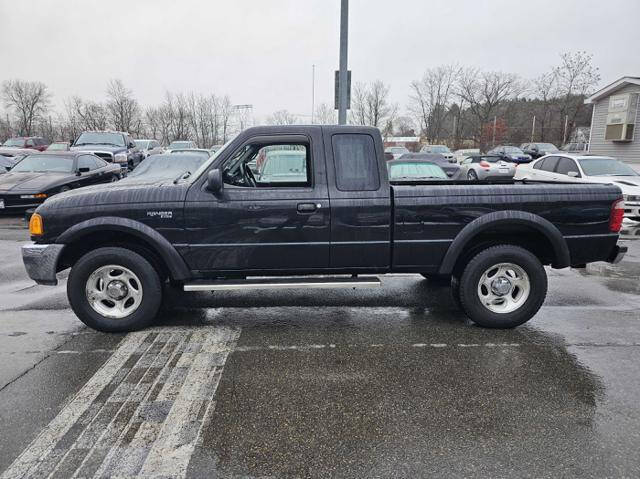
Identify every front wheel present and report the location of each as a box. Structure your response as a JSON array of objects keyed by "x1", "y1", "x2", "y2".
[
  {"x1": 457, "y1": 245, "x2": 547, "y2": 328},
  {"x1": 67, "y1": 247, "x2": 162, "y2": 332},
  {"x1": 467, "y1": 170, "x2": 478, "y2": 181}
]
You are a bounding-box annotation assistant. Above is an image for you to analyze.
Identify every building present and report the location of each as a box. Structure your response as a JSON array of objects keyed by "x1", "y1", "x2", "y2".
[
  {"x1": 382, "y1": 136, "x2": 421, "y2": 152},
  {"x1": 585, "y1": 76, "x2": 640, "y2": 163}
]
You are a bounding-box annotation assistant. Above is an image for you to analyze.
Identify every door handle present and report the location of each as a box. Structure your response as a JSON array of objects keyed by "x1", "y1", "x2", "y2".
[{"x1": 297, "y1": 203, "x2": 319, "y2": 213}]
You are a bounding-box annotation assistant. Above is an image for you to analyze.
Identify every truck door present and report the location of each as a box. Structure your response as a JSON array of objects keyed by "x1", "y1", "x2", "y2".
[
  {"x1": 323, "y1": 127, "x2": 391, "y2": 270},
  {"x1": 184, "y1": 131, "x2": 330, "y2": 273}
]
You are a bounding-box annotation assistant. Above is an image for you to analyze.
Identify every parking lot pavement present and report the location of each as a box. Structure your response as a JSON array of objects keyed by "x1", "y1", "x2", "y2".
[{"x1": 1, "y1": 218, "x2": 640, "y2": 477}]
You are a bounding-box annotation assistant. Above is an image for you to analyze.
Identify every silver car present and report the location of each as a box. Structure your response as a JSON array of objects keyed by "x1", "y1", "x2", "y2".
[{"x1": 459, "y1": 155, "x2": 516, "y2": 181}]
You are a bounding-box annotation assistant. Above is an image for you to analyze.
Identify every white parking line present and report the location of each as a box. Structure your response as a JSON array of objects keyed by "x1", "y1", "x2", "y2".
[{"x1": 0, "y1": 325, "x2": 240, "y2": 479}]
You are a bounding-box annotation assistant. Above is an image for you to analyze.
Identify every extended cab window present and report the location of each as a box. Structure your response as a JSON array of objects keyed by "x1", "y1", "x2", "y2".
[
  {"x1": 222, "y1": 142, "x2": 311, "y2": 188},
  {"x1": 332, "y1": 134, "x2": 380, "y2": 191}
]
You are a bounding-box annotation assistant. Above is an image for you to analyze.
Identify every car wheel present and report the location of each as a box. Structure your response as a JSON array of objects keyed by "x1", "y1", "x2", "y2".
[
  {"x1": 110, "y1": 174, "x2": 119, "y2": 182},
  {"x1": 467, "y1": 170, "x2": 478, "y2": 180},
  {"x1": 457, "y1": 245, "x2": 547, "y2": 328},
  {"x1": 67, "y1": 247, "x2": 162, "y2": 332}
]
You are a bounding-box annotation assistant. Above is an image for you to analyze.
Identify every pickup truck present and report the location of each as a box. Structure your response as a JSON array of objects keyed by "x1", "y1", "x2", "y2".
[{"x1": 22, "y1": 125, "x2": 627, "y2": 332}]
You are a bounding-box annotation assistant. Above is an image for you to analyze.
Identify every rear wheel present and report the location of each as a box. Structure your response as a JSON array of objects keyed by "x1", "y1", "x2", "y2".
[
  {"x1": 67, "y1": 247, "x2": 162, "y2": 332},
  {"x1": 457, "y1": 245, "x2": 547, "y2": 328},
  {"x1": 467, "y1": 170, "x2": 478, "y2": 180}
]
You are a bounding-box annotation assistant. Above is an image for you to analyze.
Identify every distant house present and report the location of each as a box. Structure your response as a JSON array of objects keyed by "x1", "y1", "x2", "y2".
[{"x1": 585, "y1": 76, "x2": 640, "y2": 163}]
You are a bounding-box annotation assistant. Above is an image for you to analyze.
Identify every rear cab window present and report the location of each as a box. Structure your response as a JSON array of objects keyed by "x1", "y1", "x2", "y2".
[{"x1": 331, "y1": 134, "x2": 380, "y2": 191}]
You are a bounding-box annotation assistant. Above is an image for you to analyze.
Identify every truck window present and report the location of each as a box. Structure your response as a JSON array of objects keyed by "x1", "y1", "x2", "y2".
[
  {"x1": 332, "y1": 134, "x2": 380, "y2": 191},
  {"x1": 222, "y1": 142, "x2": 311, "y2": 188}
]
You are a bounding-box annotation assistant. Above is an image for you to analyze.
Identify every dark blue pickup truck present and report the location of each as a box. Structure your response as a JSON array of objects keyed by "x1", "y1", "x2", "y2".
[{"x1": 22, "y1": 126, "x2": 626, "y2": 332}]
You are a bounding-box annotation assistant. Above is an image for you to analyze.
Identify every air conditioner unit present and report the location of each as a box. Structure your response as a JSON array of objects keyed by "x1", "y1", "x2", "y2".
[{"x1": 605, "y1": 93, "x2": 638, "y2": 142}]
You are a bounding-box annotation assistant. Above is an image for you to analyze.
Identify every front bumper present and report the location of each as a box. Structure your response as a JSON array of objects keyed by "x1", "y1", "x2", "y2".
[
  {"x1": 623, "y1": 202, "x2": 640, "y2": 218},
  {"x1": 607, "y1": 245, "x2": 627, "y2": 264},
  {"x1": 22, "y1": 243, "x2": 65, "y2": 285},
  {"x1": 0, "y1": 194, "x2": 46, "y2": 213}
]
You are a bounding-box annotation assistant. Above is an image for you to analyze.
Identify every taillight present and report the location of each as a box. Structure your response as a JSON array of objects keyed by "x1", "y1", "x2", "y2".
[
  {"x1": 609, "y1": 199, "x2": 624, "y2": 232},
  {"x1": 479, "y1": 160, "x2": 490, "y2": 168}
]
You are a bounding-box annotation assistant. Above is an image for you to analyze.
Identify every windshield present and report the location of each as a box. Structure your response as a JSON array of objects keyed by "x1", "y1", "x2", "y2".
[
  {"x1": 127, "y1": 154, "x2": 208, "y2": 180},
  {"x1": 504, "y1": 146, "x2": 524, "y2": 154},
  {"x1": 430, "y1": 146, "x2": 451, "y2": 154},
  {"x1": 536, "y1": 143, "x2": 558, "y2": 151},
  {"x1": 388, "y1": 162, "x2": 448, "y2": 180},
  {"x1": 75, "y1": 132, "x2": 125, "y2": 147},
  {"x1": 135, "y1": 140, "x2": 151, "y2": 149},
  {"x1": 12, "y1": 154, "x2": 74, "y2": 173},
  {"x1": 170, "y1": 150, "x2": 210, "y2": 159},
  {"x1": 2, "y1": 138, "x2": 25, "y2": 147},
  {"x1": 169, "y1": 141, "x2": 192, "y2": 149},
  {"x1": 579, "y1": 158, "x2": 639, "y2": 177},
  {"x1": 190, "y1": 137, "x2": 235, "y2": 181},
  {"x1": 47, "y1": 143, "x2": 68, "y2": 151},
  {"x1": 388, "y1": 147, "x2": 408, "y2": 153}
]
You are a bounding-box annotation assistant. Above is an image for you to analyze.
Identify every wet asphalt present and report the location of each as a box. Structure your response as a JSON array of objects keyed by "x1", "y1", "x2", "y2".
[{"x1": 1, "y1": 215, "x2": 640, "y2": 478}]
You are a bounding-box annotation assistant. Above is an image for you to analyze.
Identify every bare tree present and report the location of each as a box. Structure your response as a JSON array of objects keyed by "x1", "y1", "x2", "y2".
[
  {"x1": 409, "y1": 65, "x2": 459, "y2": 143},
  {"x1": 106, "y1": 79, "x2": 140, "y2": 133},
  {"x1": 456, "y1": 69, "x2": 525, "y2": 149},
  {"x1": 349, "y1": 80, "x2": 397, "y2": 128},
  {"x1": 314, "y1": 103, "x2": 336, "y2": 124},
  {"x1": 531, "y1": 71, "x2": 559, "y2": 141},
  {"x1": 1, "y1": 79, "x2": 51, "y2": 136},
  {"x1": 266, "y1": 109, "x2": 298, "y2": 125},
  {"x1": 65, "y1": 96, "x2": 108, "y2": 133}
]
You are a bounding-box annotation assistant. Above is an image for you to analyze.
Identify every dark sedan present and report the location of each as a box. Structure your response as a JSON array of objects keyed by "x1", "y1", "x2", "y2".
[
  {"x1": 0, "y1": 152, "x2": 121, "y2": 213},
  {"x1": 397, "y1": 153, "x2": 461, "y2": 178},
  {"x1": 487, "y1": 145, "x2": 532, "y2": 164},
  {"x1": 520, "y1": 142, "x2": 559, "y2": 159}
]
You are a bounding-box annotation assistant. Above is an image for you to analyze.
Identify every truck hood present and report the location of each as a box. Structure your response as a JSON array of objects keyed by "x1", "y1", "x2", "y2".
[
  {"x1": 37, "y1": 177, "x2": 189, "y2": 211},
  {"x1": 0, "y1": 171, "x2": 74, "y2": 193},
  {"x1": 71, "y1": 145, "x2": 126, "y2": 154}
]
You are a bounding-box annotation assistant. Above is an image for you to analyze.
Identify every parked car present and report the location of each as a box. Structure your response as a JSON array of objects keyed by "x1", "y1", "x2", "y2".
[
  {"x1": 122, "y1": 153, "x2": 209, "y2": 182},
  {"x1": 257, "y1": 149, "x2": 308, "y2": 184},
  {"x1": 560, "y1": 142, "x2": 589, "y2": 153},
  {"x1": 386, "y1": 159, "x2": 448, "y2": 181},
  {"x1": 23, "y1": 125, "x2": 626, "y2": 333},
  {"x1": 398, "y1": 153, "x2": 461, "y2": 178},
  {"x1": 1, "y1": 136, "x2": 49, "y2": 151},
  {"x1": 168, "y1": 148, "x2": 212, "y2": 160},
  {"x1": 420, "y1": 145, "x2": 455, "y2": 163},
  {"x1": 0, "y1": 152, "x2": 121, "y2": 213},
  {"x1": 134, "y1": 139, "x2": 163, "y2": 158},
  {"x1": 515, "y1": 154, "x2": 640, "y2": 221},
  {"x1": 166, "y1": 140, "x2": 197, "y2": 152},
  {"x1": 453, "y1": 148, "x2": 480, "y2": 164},
  {"x1": 459, "y1": 155, "x2": 516, "y2": 181},
  {"x1": 46, "y1": 141, "x2": 70, "y2": 152},
  {"x1": 487, "y1": 145, "x2": 532, "y2": 164},
  {"x1": 71, "y1": 131, "x2": 143, "y2": 171},
  {"x1": 520, "y1": 142, "x2": 559, "y2": 159},
  {"x1": 384, "y1": 146, "x2": 410, "y2": 160}
]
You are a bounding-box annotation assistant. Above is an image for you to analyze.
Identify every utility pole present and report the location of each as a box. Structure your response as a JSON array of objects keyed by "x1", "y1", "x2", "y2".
[
  {"x1": 531, "y1": 115, "x2": 536, "y2": 142},
  {"x1": 563, "y1": 115, "x2": 569, "y2": 145},
  {"x1": 311, "y1": 64, "x2": 316, "y2": 124},
  {"x1": 338, "y1": 0, "x2": 349, "y2": 125},
  {"x1": 492, "y1": 116, "x2": 497, "y2": 147}
]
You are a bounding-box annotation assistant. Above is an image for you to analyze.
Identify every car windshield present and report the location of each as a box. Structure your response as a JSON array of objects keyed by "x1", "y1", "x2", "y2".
[
  {"x1": 12, "y1": 154, "x2": 74, "y2": 173},
  {"x1": 387, "y1": 147, "x2": 408, "y2": 153},
  {"x1": 504, "y1": 146, "x2": 524, "y2": 154},
  {"x1": 388, "y1": 162, "x2": 448, "y2": 180},
  {"x1": 169, "y1": 141, "x2": 192, "y2": 149},
  {"x1": 135, "y1": 140, "x2": 151, "y2": 149},
  {"x1": 169, "y1": 150, "x2": 210, "y2": 159},
  {"x1": 47, "y1": 143, "x2": 68, "y2": 150},
  {"x1": 75, "y1": 132, "x2": 125, "y2": 147},
  {"x1": 579, "y1": 158, "x2": 639, "y2": 177},
  {"x1": 430, "y1": 146, "x2": 451, "y2": 154},
  {"x1": 537, "y1": 143, "x2": 558, "y2": 151},
  {"x1": 2, "y1": 138, "x2": 25, "y2": 147},
  {"x1": 126, "y1": 154, "x2": 208, "y2": 180}
]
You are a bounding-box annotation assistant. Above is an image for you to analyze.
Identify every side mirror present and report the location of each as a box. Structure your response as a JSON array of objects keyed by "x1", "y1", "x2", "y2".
[
  {"x1": 77, "y1": 167, "x2": 90, "y2": 175},
  {"x1": 567, "y1": 171, "x2": 579, "y2": 178},
  {"x1": 207, "y1": 169, "x2": 223, "y2": 193}
]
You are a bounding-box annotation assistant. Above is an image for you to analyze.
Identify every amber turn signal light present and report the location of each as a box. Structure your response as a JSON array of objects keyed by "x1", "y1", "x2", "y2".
[{"x1": 29, "y1": 213, "x2": 44, "y2": 236}]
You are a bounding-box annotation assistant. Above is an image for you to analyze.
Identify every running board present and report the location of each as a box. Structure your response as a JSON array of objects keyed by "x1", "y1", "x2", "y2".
[{"x1": 183, "y1": 276, "x2": 381, "y2": 292}]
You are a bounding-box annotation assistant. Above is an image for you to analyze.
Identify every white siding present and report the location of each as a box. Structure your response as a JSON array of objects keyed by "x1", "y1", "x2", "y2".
[{"x1": 589, "y1": 83, "x2": 640, "y2": 164}]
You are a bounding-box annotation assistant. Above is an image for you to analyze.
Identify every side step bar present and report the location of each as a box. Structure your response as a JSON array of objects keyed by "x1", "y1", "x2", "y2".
[{"x1": 183, "y1": 276, "x2": 381, "y2": 292}]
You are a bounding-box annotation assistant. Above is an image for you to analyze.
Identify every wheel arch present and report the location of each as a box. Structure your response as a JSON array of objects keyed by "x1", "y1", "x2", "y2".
[
  {"x1": 438, "y1": 210, "x2": 570, "y2": 275},
  {"x1": 56, "y1": 216, "x2": 190, "y2": 281}
]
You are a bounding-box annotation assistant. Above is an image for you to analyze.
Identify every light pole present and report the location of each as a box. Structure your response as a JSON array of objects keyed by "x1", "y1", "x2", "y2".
[
  {"x1": 311, "y1": 64, "x2": 316, "y2": 124},
  {"x1": 338, "y1": 0, "x2": 349, "y2": 125}
]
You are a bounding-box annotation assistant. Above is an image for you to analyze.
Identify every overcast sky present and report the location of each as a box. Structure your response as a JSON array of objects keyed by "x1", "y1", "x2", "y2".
[{"x1": 1, "y1": 0, "x2": 638, "y2": 121}]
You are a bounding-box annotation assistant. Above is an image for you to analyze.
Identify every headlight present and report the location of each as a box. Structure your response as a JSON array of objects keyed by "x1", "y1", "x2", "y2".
[
  {"x1": 20, "y1": 193, "x2": 47, "y2": 199},
  {"x1": 114, "y1": 153, "x2": 128, "y2": 163}
]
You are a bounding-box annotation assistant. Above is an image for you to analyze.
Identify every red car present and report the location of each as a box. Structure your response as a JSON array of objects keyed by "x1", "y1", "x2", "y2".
[{"x1": 1, "y1": 136, "x2": 49, "y2": 151}]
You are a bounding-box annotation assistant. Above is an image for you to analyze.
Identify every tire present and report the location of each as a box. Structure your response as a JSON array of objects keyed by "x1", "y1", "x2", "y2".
[
  {"x1": 67, "y1": 247, "x2": 162, "y2": 332},
  {"x1": 110, "y1": 174, "x2": 119, "y2": 182},
  {"x1": 467, "y1": 170, "x2": 478, "y2": 181},
  {"x1": 457, "y1": 245, "x2": 547, "y2": 328}
]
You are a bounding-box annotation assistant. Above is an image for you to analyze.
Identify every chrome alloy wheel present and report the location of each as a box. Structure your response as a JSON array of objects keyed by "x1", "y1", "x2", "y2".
[
  {"x1": 85, "y1": 265, "x2": 143, "y2": 319},
  {"x1": 477, "y1": 262, "x2": 530, "y2": 314}
]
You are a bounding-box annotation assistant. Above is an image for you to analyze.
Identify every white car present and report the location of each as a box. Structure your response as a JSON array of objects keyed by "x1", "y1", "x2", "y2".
[
  {"x1": 515, "y1": 154, "x2": 640, "y2": 220},
  {"x1": 453, "y1": 148, "x2": 480, "y2": 164},
  {"x1": 420, "y1": 144, "x2": 455, "y2": 163},
  {"x1": 385, "y1": 146, "x2": 410, "y2": 160}
]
